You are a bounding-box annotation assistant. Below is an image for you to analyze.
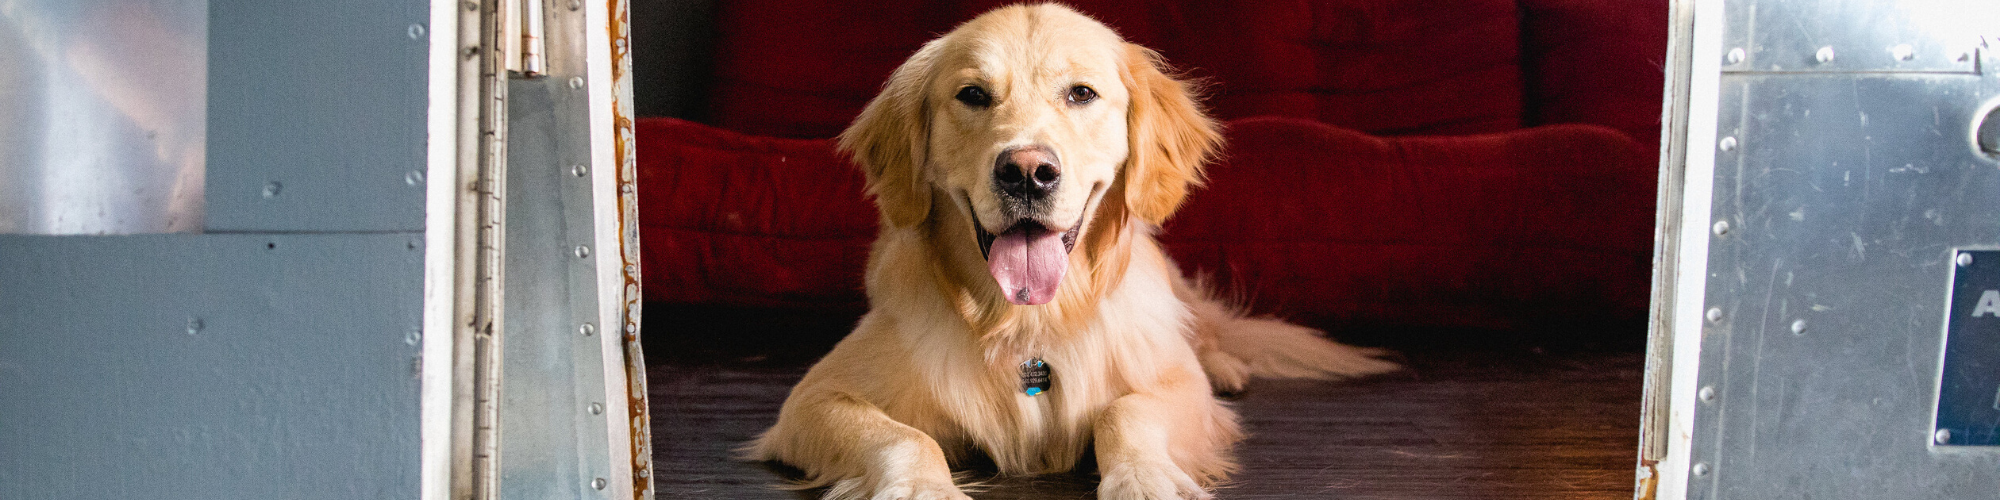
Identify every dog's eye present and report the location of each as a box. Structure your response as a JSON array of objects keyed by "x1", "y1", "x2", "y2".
[
  {"x1": 1067, "y1": 85, "x2": 1097, "y2": 105},
  {"x1": 955, "y1": 86, "x2": 992, "y2": 107}
]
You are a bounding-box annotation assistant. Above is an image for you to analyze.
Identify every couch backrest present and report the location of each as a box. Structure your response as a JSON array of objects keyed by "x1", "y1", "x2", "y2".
[{"x1": 706, "y1": 0, "x2": 1527, "y2": 139}]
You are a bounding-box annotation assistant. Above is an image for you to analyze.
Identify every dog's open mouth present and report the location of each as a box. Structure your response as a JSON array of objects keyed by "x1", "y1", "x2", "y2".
[{"x1": 974, "y1": 217, "x2": 1080, "y2": 306}]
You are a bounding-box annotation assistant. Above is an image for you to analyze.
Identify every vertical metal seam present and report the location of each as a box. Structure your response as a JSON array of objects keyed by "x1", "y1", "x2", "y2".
[
  {"x1": 605, "y1": 0, "x2": 651, "y2": 497},
  {"x1": 472, "y1": 0, "x2": 511, "y2": 498}
]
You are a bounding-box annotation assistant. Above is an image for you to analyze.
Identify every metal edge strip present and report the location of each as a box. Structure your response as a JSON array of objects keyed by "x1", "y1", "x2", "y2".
[
  {"x1": 1651, "y1": 0, "x2": 1727, "y2": 498},
  {"x1": 586, "y1": 0, "x2": 650, "y2": 498}
]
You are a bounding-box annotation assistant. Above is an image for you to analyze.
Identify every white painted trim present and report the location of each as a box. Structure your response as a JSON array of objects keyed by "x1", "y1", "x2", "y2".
[
  {"x1": 419, "y1": 1, "x2": 463, "y2": 499},
  {"x1": 1656, "y1": 1, "x2": 1725, "y2": 498}
]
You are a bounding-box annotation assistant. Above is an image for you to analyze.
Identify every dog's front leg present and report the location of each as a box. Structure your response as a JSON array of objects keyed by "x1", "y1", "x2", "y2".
[
  {"x1": 1093, "y1": 386, "x2": 1228, "y2": 500},
  {"x1": 764, "y1": 392, "x2": 970, "y2": 500}
]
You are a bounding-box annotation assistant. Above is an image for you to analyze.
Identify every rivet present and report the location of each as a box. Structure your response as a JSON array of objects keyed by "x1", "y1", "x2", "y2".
[
  {"x1": 406, "y1": 170, "x2": 426, "y2": 186},
  {"x1": 1712, "y1": 220, "x2": 1731, "y2": 236},
  {"x1": 1790, "y1": 319, "x2": 1807, "y2": 335},
  {"x1": 569, "y1": 76, "x2": 585, "y2": 89},
  {"x1": 186, "y1": 318, "x2": 204, "y2": 335},
  {"x1": 1725, "y1": 47, "x2": 1745, "y2": 65},
  {"x1": 579, "y1": 322, "x2": 596, "y2": 336},
  {"x1": 620, "y1": 183, "x2": 635, "y2": 194},
  {"x1": 588, "y1": 402, "x2": 604, "y2": 415},
  {"x1": 638, "y1": 468, "x2": 649, "y2": 478},
  {"x1": 406, "y1": 328, "x2": 422, "y2": 345},
  {"x1": 1705, "y1": 307, "x2": 1724, "y2": 323},
  {"x1": 463, "y1": 1, "x2": 478, "y2": 11},
  {"x1": 1892, "y1": 44, "x2": 1915, "y2": 61},
  {"x1": 571, "y1": 164, "x2": 589, "y2": 177},
  {"x1": 263, "y1": 181, "x2": 283, "y2": 198},
  {"x1": 1692, "y1": 462, "x2": 1711, "y2": 476},
  {"x1": 1698, "y1": 386, "x2": 1715, "y2": 401},
  {"x1": 407, "y1": 23, "x2": 427, "y2": 40},
  {"x1": 1936, "y1": 429, "x2": 1954, "y2": 444},
  {"x1": 1718, "y1": 136, "x2": 1737, "y2": 151},
  {"x1": 568, "y1": 0, "x2": 582, "y2": 11},
  {"x1": 1958, "y1": 252, "x2": 1974, "y2": 267},
  {"x1": 575, "y1": 245, "x2": 591, "y2": 258},
  {"x1": 1815, "y1": 46, "x2": 1836, "y2": 64},
  {"x1": 624, "y1": 265, "x2": 637, "y2": 275},
  {"x1": 591, "y1": 477, "x2": 607, "y2": 490},
  {"x1": 463, "y1": 46, "x2": 479, "y2": 59},
  {"x1": 624, "y1": 323, "x2": 637, "y2": 334}
]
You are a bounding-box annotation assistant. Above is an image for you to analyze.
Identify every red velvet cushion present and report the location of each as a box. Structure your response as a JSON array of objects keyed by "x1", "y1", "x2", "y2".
[
  {"x1": 1160, "y1": 117, "x2": 1655, "y2": 330},
  {"x1": 707, "y1": 0, "x2": 1523, "y2": 139},
  {"x1": 636, "y1": 118, "x2": 874, "y2": 310},
  {"x1": 1520, "y1": 0, "x2": 1670, "y2": 150},
  {"x1": 638, "y1": 117, "x2": 1655, "y2": 328}
]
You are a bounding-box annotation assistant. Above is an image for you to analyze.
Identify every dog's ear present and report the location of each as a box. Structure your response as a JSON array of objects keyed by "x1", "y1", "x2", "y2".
[
  {"x1": 1120, "y1": 44, "x2": 1221, "y2": 225},
  {"x1": 839, "y1": 41, "x2": 942, "y2": 229}
]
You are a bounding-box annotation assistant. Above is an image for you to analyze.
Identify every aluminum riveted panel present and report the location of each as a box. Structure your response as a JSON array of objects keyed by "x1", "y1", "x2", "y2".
[
  {"x1": 1685, "y1": 31, "x2": 2000, "y2": 500},
  {"x1": 0, "y1": 234, "x2": 423, "y2": 499},
  {"x1": 204, "y1": 0, "x2": 429, "y2": 232}
]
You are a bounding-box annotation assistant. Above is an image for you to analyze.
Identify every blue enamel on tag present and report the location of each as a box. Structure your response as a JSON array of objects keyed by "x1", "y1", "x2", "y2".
[{"x1": 1021, "y1": 357, "x2": 1051, "y2": 396}]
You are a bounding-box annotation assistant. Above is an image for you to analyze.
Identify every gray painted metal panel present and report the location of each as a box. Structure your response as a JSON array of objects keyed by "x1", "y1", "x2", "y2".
[
  {"x1": 1688, "y1": 70, "x2": 2000, "y2": 497},
  {"x1": 204, "y1": 0, "x2": 429, "y2": 232},
  {"x1": 0, "y1": 233, "x2": 423, "y2": 499},
  {"x1": 0, "y1": 0, "x2": 207, "y2": 234}
]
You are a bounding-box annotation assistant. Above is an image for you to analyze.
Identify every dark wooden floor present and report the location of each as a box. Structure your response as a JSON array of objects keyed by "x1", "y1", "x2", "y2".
[{"x1": 647, "y1": 338, "x2": 1644, "y2": 499}]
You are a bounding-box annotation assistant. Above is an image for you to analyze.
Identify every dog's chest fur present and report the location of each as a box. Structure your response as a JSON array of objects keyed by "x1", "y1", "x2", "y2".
[{"x1": 887, "y1": 271, "x2": 1195, "y2": 475}]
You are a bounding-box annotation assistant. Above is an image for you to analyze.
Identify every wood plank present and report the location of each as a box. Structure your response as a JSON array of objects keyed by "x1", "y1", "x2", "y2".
[{"x1": 648, "y1": 349, "x2": 1643, "y2": 499}]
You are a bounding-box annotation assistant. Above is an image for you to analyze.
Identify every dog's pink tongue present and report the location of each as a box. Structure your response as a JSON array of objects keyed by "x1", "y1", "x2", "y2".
[{"x1": 988, "y1": 226, "x2": 1068, "y2": 305}]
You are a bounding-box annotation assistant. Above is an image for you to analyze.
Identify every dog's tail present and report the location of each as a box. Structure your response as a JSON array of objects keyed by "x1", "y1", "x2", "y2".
[{"x1": 1185, "y1": 289, "x2": 1401, "y2": 393}]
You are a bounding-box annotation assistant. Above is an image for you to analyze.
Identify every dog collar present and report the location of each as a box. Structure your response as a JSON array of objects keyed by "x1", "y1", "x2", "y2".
[{"x1": 1020, "y1": 357, "x2": 1051, "y2": 396}]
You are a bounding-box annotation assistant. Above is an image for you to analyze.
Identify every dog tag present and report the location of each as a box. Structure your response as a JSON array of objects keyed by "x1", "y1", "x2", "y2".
[{"x1": 1020, "y1": 357, "x2": 1051, "y2": 396}]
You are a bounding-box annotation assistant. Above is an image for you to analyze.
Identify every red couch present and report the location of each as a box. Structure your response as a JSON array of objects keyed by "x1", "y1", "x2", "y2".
[{"x1": 638, "y1": 0, "x2": 1666, "y2": 334}]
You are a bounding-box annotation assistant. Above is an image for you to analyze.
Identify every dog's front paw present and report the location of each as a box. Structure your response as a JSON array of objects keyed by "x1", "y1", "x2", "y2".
[
  {"x1": 823, "y1": 475, "x2": 972, "y2": 500},
  {"x1": 1099, "y1": 460, "x2": 1209, "y2": 500}
]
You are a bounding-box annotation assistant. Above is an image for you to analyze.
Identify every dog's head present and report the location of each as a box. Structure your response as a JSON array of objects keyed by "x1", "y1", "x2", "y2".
[{"x1": 840, "y1": 4, "x2": 1219, "y2": 306}]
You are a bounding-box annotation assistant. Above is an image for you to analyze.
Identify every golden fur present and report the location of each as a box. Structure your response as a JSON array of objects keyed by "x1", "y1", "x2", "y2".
[{"x1": 745, "y1": 5, "x2": 1398, "y2": 499}]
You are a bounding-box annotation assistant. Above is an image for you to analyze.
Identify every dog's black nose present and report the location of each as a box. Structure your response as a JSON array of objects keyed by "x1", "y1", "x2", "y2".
[{"x1": 994, "y1": 145, "x2": 1061, "y2": 200}]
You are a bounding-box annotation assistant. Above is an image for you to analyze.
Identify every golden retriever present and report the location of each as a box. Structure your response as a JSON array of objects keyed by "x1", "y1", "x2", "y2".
[{"x1": 745, "y1": 4, "x2": 1398, "y2": 498}]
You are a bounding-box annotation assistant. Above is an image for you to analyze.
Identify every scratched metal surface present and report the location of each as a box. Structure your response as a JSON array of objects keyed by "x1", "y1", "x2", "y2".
[{"x1": 1685, "y1": 3, "x2": 2000, "y2": 493}]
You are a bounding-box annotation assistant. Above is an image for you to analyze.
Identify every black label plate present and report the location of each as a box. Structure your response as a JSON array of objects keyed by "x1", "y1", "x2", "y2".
[{"x1": 1935, "y1": 249, "x2": 2000, "y2": 446}]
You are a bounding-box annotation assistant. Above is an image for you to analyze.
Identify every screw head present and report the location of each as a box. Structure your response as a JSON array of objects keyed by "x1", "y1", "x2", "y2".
[
  {"x1": 575, "y1": 245, "x2": 591, "y2": 258},
  {"x1": 1718, "y1": 136, "x2": 1738, "y2": 151},
  {"x1": 579, "y1": 323, "x2": 596, "y2": 336},
  {"x1": 588, "y1": 402, "x2": 604, "y2": 415},
  {"x1": 1712, "y1": 220, "x2": 1731, "y2": 236},
  {"x1": 568, "y1": 76, "x2": 585, "y2": 89},
  {"x1": 591, "y1": 478, "x2": 607, "y2": 490},
  {"x1": 406, "y1": 170, "x2": 425, "y2": 186},
  {"x1": 1692, "y1": 462, "x2": 1711, "y2": 476},
  {"x1": 1698, "y1": 386, "x2": 1716, "y2": 401},
  {"x1": 406, "y1": 328, "x2": 422, "y2": 345},
  {"x1": 1790, "y1": 319, "x2": 1807, "y2": 335},
  {"x1": 624, "y1": 322, "x2": 637, "y2": 334},
  {"x1": 1892, "y1": 44, "x2": 1916, "y2": 61},
  {"x1": 1958, "y1": 252, "x2": 1974, "y2": 267},
  {"x1": 1725, "y1": 47, "x2": 1746, "y2": 65},
  {"x1": 1936, "y1": 429, "x2": 1954, "y2": 444},
  {"x1": 263, "y1": 181, "x2": 283, "y2": 198},
  {"x1": 407, "y1": 23, "x2": 427, "y2": 40},
  {"x1": 1705, "y1": 307, "x2": 1724, "y2": 323},
  {"x1": 186, "y1": 318, "x2": 204, "y2": 335},
  {"x1": 1815, "y1": 46, "x2": 1836, "y2": 64},
  {"x1": 571, "y1": 164, "x2": 589, "y2": 177}
]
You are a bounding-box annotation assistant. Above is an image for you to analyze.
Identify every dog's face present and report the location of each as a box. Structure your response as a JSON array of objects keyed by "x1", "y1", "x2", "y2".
[{"x1": 841, "y1": 4, "x2": 1219, "y2": 306}]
